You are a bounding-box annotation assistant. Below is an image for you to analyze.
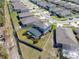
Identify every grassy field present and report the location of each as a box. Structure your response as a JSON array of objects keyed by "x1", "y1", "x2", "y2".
[
  {"x1": 0, "y1": 0, "x2": 5, "y2": 26},
  {"x1": 0, "y1": 44, "x2": 8, "y2": 59},
  {"x1": 52, "y1": 24, "x2": 57, "y2": 30},
  {"x1": 0, "y1": 15, "x2": 4, "y2": 23},
  {"x1": 17, "y1": 27, "x2": 51, "y2": 48},
  {"x1": 19, "y1": 34, "x2": 58, "y2": 59},
  {"x1": 10, "y1": 11, "x2": 20, "y2": 31}
]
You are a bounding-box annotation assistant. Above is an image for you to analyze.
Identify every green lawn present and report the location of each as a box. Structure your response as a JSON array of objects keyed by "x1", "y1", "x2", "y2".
[
  {"x1": 19, "y1": 31, "x2": 58, "y2": 59},
  {"x1": 19, "y1": 35, "x2": 57, "y2": 59},
  {"x1": 0, "y1": 15, "x2": 4, "y2": 24},
  {"x1": 17, "y1": 27, "x2": 51, "y2": 48},
  {"x1": 52, "y1": 24, "x2": 57, "y2": 30},
  {"x1": 0, "y1": 0, "x2": 5, "y2": 26},
  {"x1": 10, "y1": 11, "x2": 20, "y2": 31},
  {"x1": 0, "y1": 44, "x2": 8, "y2": 59}
]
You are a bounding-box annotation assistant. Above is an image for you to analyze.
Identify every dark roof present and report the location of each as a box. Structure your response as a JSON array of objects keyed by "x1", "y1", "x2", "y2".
[
  {"x1": 56, "y1": 27, "x2": 78, "y2": 46},
  {"x1": 33, "y1": 21, "x2": 51, "y2": 30},
  {"x1": 17, "y1": 7, "x2": 29, "y2": 12},
  {"x1": 50, "y1": 7, "x2": 72, "y2": 17},
  {"x1": 28, "y1": 28, "x2": 42, "y2": 38}
]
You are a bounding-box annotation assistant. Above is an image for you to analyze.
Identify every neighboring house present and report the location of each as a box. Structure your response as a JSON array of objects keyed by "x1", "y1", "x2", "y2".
[
  {"x1": 26, "y1": 21, "x2": 51, "y2": 39},
  {"x1": 46, "y1": 3, "x2": 56, "y2": 10},
  {"x1": 30, "y1": 0, "x2": 49, "y2": 9},
  {"x1": 18, "y1": 12, "x2": 33, "y2": 19},
  {"x1": 37, "y1": 1, "x2": 47, "y2": 8},
  {"x1": 55, "y1": 27, "x2": 78, "y2": 47},
  {"x1": 55, "y1": 27, "x2": 79, "y2": 59},
  {"x1": 63, "y1": 0, "x2": 79, "y2": 4},
  {"x1": 74, "y1": 28, "x2": 79, "y2": 34},
  {"x1": 12, "y1": 1, "x2": 29, "y2": 12},
  {"x1": 20, "y1": 16, "x2": 40, "y2": 27},
  {"x1": 49, "y1": 6, "x2": 72, "y2": 17},
  {"x1": 27, "y1": 27, "x2": 42, "y2": 39},
  {"x1": 32, "y1": 21, "x2": 51, "y2": 34},
  {"x1": 17, "y1": 7, "x2": 29, "y2": 13}
]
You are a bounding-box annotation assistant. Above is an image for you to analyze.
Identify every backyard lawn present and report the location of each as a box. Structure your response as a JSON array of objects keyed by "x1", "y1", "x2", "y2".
[
  {"x1": 19, "y1": 35, "x2": 58, "y2": 59},
  {"x1": 17, "y1": 27, "x2": 52, "y2": 48}
]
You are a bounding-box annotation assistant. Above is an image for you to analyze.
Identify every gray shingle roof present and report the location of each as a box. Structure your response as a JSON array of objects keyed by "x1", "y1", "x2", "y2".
[
  {"x1": 12, "y1": 2, "x2": 25, "y2": 10},
  {"x1": 50, "y1": 6, "x2": 72, "y2": 17},
  {"x1": 18, "y1": 12, "x2": 33, "y2": 18},
  {"x1": 37, "y1": 1, "x2": 47, "y2": 7},
  {"x1": 50, "y1": 0, "x2": 79, "y2": 11},
  {"x1": 20, "y1": 16, "x2": 40, "y2": 24},
  {"x1": 33, "y1": 21, "x2": 51, "y2": 30},
  {"x1": 12, "y1": 1, "x2": 28, "y2": 11},
  {"x1": 56, "y1": 27, "x2": 78, "y2": 46},
  {"x1": 28, "y1": 28, "x2": 42, "y2": 38}
]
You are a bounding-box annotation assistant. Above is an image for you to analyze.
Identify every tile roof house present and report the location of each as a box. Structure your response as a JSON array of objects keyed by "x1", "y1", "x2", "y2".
[
  {"x1": 12, "y1": 1, "x2": 30, "y2": 13},
  {"x1": 50, "y1": 0, "x2": 79, "y2": 12}
]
